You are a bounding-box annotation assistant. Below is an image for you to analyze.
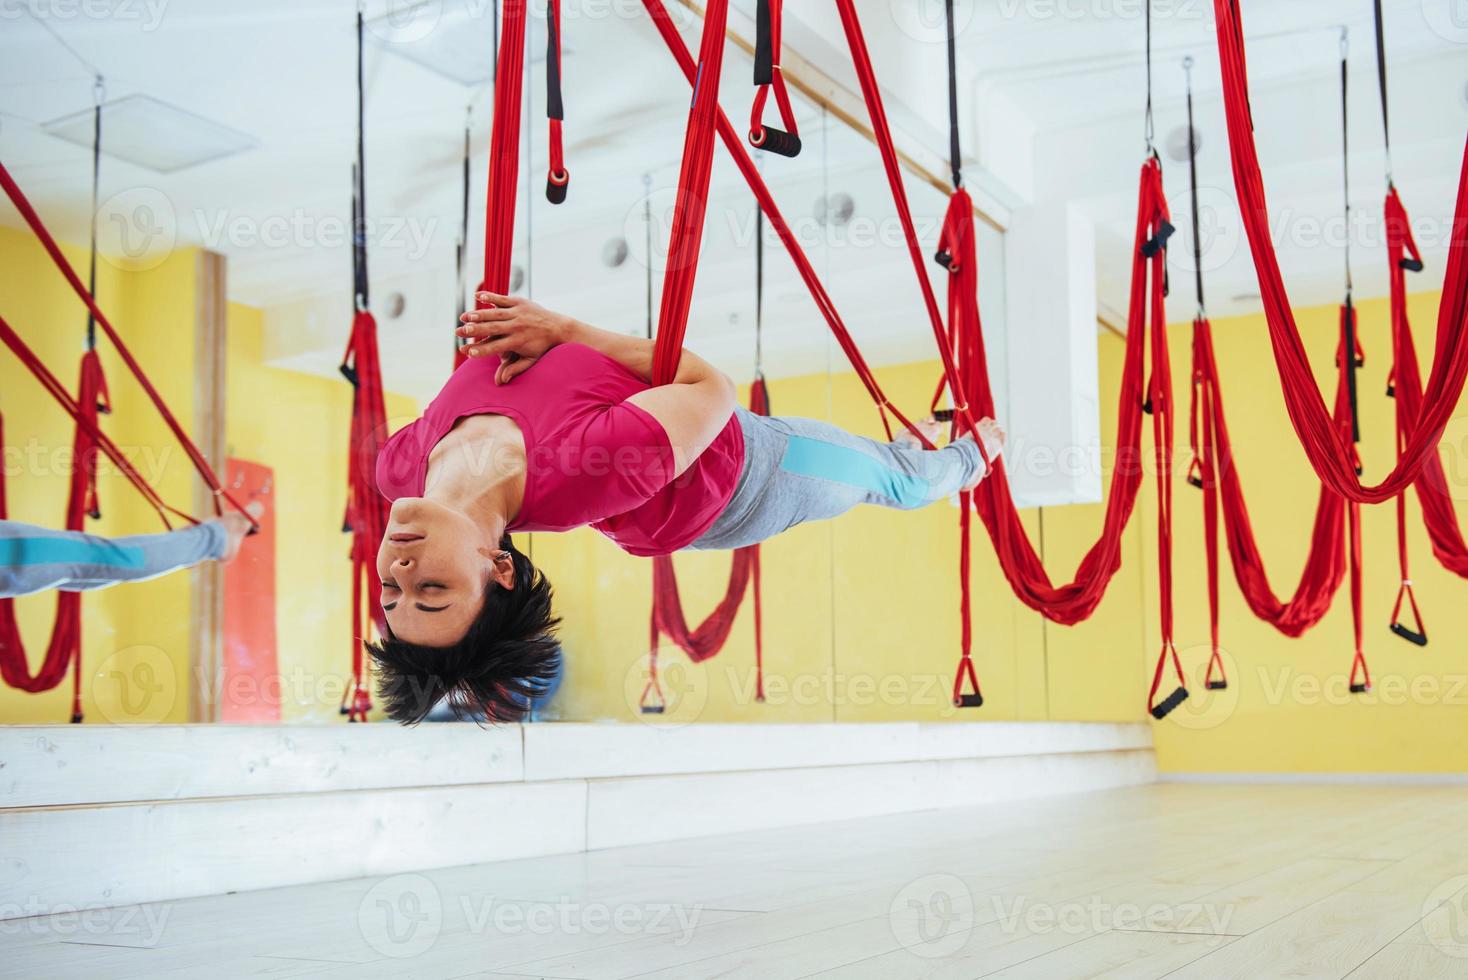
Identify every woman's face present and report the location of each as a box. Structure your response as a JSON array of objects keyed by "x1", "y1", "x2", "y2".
[{"x1": 377, "y1": 497, "x2": 499, "y2": 646}]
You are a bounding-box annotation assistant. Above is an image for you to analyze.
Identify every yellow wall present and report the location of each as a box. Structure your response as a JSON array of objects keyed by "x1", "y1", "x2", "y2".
[
  {"x1": 1149, "y1": 289, "x2": 1468, "y2": 774},
  {"x1": 533, "y1": 335, "x2": 1149, "y2": 726},
  {"x1": 0, "y1": 226, "x2": 413, "y2": 724},
  {"x1": 6, "y1": 213, "x2": 1459, "y2": 772}
]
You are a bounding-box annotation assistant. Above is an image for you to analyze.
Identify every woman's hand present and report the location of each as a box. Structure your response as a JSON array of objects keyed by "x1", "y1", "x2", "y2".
[{"x1": 457, "y1": 292, "x2": 574, "y2": 384}]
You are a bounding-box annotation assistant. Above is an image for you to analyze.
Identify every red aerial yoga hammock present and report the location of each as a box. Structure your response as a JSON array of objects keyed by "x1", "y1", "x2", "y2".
[
  {"x1": 643, "y1": 208, "x2": 771, "y2": 714},
  {"x1": 338, "y1": 9, "x2": 390, "y2": 722},
  {"x1": 0, "y1": 121, "x2": 254, "y2": 720},
  {"x1": 0, "y1": 351, "x2": 108, "y2": 722},
  {"x1": 1211, "y1": 0, "x2": 1468, "y2": 505},
  {"x1": 475, "y1": 0, "x2": 1182, "y2": 716}
]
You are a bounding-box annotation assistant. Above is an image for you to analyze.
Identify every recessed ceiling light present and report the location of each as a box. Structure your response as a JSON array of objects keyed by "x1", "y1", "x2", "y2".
[{"x1": 43, "y1": 94, "x2": 257, "y2": 173}]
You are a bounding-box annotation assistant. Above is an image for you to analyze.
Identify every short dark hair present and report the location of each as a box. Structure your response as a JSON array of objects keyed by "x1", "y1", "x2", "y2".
[{"x1": 367, "y1": 537, "x2": 561, "y2": 724}]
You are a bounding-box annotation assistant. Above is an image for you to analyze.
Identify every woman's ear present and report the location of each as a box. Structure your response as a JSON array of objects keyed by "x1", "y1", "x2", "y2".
[{"x1": 488, "y1": 550, "x2": 516, "y2": 591}]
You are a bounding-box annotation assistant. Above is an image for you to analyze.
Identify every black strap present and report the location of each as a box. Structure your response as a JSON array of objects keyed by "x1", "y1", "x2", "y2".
[
  {"x1": 1345, "y1": 294, "x2": 1361, "y2": 444},
  {"x1": 753, "y1": 0, "x2": 773, "y2": 86},
  {"x1": 755, "y1": 203, "x2": 764, "y2": 375},
  {"x1": 457, "y1": 115, "x2": 470, "y2": 322},
  {"x1": 545, "y1": 2, "x2": 563, "y2": 122},
  {"x1": 1143, "y1": 0, "x2": 1154, "y2": 152},
  {"x1": 353, "y1": 9, "x2": 369, "y2": 311},
  {"x1": 944, "y1": 0, "x2": 961, "y2": 189},
  {"x1": 86, "y1": 82, "x2": 102, "y2": 350},
  {"x1": 1373, "y1": 0, "x2": 1391, "y2": 182},
  {"x1": 1184, "y1": 60, "x2": 1204, "y2": 316},
  {"x1": 1340, "y1": 29, "x2": 1351, "y2": 300}
]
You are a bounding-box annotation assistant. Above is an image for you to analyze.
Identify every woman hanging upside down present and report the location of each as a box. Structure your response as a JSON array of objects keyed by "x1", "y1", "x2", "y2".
[{"x1": 370, "y1": 292, "x2": 1005, "y2": 724}]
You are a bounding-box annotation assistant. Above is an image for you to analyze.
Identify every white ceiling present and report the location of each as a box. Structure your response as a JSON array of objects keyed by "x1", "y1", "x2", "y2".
[{"x1": 1, "y1": 0, "x2": 1465, "y2": 402}]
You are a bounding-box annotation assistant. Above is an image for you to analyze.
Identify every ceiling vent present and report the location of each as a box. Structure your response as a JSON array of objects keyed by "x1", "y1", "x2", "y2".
[
  {"x1": 1165, "y1": 124, "x2": 1201, "y2": 164},
  {"x1": 44, "y1": 94, "x2": 257, "y2": 174}
]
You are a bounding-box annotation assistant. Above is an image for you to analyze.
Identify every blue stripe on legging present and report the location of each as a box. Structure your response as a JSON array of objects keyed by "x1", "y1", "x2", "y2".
[
  {"x1": 0, "y1": 537, "x2": 145, "y2": 569},
  {"x1": 779, "y1": 435, "x2": 929, "y2": 507}
]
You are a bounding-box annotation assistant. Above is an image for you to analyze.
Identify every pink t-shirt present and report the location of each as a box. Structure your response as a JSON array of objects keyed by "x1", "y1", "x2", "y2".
[{"x1": 375, "y1": 343, "x2": 744, "y2": 557}]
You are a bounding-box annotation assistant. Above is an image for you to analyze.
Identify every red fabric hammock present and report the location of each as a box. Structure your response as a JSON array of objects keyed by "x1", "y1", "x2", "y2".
[
  {"x1": 0, "y1": 349, "x2": 108, "y2": 721},
  {"x1": 1387, "y1": 189, "x2": 1468, "y2": 578},
  {"x1": 0, "y1": 161, "x2": 253, "y2": 526},
  {"x1": 1212, "y1": 0, "x2": 1468, "y2": 504},
  {"x1": 1189, "y1": 317, "x2": 1349, "y2": 642},
  {"x1": 340, "y1": 310, "x2": 389, "y2": 721},
  {"x1": 645, "y1": 378, "x2": 770, "y2": 711}
]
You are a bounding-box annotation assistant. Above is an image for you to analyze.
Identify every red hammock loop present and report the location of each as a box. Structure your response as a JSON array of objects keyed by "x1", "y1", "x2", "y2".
[{"x1": 1211, "y1": 0, "x2": 1468, "y2": 504}]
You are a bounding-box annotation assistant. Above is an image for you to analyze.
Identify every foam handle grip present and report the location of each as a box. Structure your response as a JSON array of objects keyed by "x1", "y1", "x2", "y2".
[
  {"x1": 1390, "y1": 622, "x2": 1428, "y2": 647},
  {"x1": 1401, "y1": 257, "x2": 1424, "y2": 273},
  {"x1": 1206, "y1": 680, "x2": 1228, "y2": 691},
  {"x1": 1350, "y1": 682, "x2": 1371, "y2": 694},
  {"x1": 1149, "y1": 686, "x2": 1189, "y2": 720},
  {"x1": 955, "y1": 693, "x2": 984, "y2": 708},
  {"x1": 640, "y1": 704, "x2": 666, "y2": 715},
  {"x1": 339, "y1": 363, "x2": 360, "y2": 388},
  {"x1": 932, "y1": 409, "x2": 955, "y2": 423},
  {"x1": 752, "y1": 127, "x2": 801, "y2": 157},
  {"x1": 545, "y1": 172, "x2": 569, "y2": 205}
]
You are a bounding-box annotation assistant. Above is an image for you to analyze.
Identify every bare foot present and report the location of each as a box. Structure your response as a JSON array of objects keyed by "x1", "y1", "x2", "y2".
[
  {"x1": 894, "y1": 416, "x2": 945, "y2": 449},
  {"x1": 960, "y1": 418, "x2": 1006, "y2": 491}
]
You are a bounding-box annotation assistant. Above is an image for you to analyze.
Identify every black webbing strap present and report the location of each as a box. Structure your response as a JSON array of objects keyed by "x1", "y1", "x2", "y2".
[
  {"x1": 546, "y1": 4, "x2": 564, "y2": 122},
  {"x1": 457, "y1": 113, "x2": 470, "y2": 323},
  {"x1": 944, "y1": 0, "x2": 961, "y2": 190},
  {"x1": 1184, "y1": 58, "x2": 1204, "y2": 316},
  {"x1": 1373, "y1": 0, "x2": 1391, "y2": 184},
  {"x1": 1143, "y1": 0, "x2": 1154, "y2": 153},
  {"x1": 1340, "y1": 29, "x2": 1351, "y2": 303},
  {"x1": 755, "y1": 203, "x2": 764, "y2": 376},
  {"x1": 753, "y1": 0, "x2": 773, "y2": 86},
  {"x1": 86, "y1": 79, "x2": 102, "y2": 351},
  {"x1": 1345, "y1": 294, "x2": 1361, "y2": 446},
  {"x1": 353, "y1": 8, "x2": 369, "y2": 311}
]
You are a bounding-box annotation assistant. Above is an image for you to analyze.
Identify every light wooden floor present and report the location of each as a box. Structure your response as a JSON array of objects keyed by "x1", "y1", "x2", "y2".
[{"x1": 5, "y1": 783, "x2": 1468, "y2": 979}]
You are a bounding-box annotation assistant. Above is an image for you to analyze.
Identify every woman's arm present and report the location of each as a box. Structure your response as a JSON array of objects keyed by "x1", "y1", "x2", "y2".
[{"x1": 458, "y1": 292, "x2": 736, "y2": 475}]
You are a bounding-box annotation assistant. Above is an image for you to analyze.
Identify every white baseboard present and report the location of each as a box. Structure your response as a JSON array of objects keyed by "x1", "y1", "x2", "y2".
[{"x1": 0, "y1": 721, "x2": 1155, "y2": 919}]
